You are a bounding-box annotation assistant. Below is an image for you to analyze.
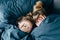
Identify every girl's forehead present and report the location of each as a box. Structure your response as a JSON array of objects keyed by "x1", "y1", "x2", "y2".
[
  {"x1": 21, "y1": 20, "x2": 32, "y2": 23},
  {"x1": 20, "y1": 20, "x2": 33, "y2": 26}
]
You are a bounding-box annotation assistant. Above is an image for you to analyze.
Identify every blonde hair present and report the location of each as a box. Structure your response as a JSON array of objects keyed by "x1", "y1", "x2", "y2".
[{"x1": 32, "y1": 1, "x2": 46, "y2": 21}]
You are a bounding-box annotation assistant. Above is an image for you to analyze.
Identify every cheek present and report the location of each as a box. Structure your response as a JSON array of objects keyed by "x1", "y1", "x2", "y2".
[{"x1": 28, "y1": 24, "x2": 33, "y2": 29}]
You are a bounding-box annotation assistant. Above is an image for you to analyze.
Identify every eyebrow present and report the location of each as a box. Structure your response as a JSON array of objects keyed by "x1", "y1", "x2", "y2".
[{"x1": 23, "y1": 23, "x2": 27, "y2": 27}]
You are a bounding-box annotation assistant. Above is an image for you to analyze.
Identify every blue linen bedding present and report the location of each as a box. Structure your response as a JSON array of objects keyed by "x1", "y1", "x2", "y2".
[{"x1": 0, "y1": 0, "x2": 56, "y2": 40}]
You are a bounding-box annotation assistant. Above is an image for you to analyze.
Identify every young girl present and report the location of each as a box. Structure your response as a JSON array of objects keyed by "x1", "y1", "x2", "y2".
[{"x1": 16, "y1": 16, "x2": 36, "y2": 33}]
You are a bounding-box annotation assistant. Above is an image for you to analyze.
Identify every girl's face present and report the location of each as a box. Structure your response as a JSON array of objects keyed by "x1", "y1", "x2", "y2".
[{"x1": 18, "y1": 20, "x2": 33, "y2": 33}]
